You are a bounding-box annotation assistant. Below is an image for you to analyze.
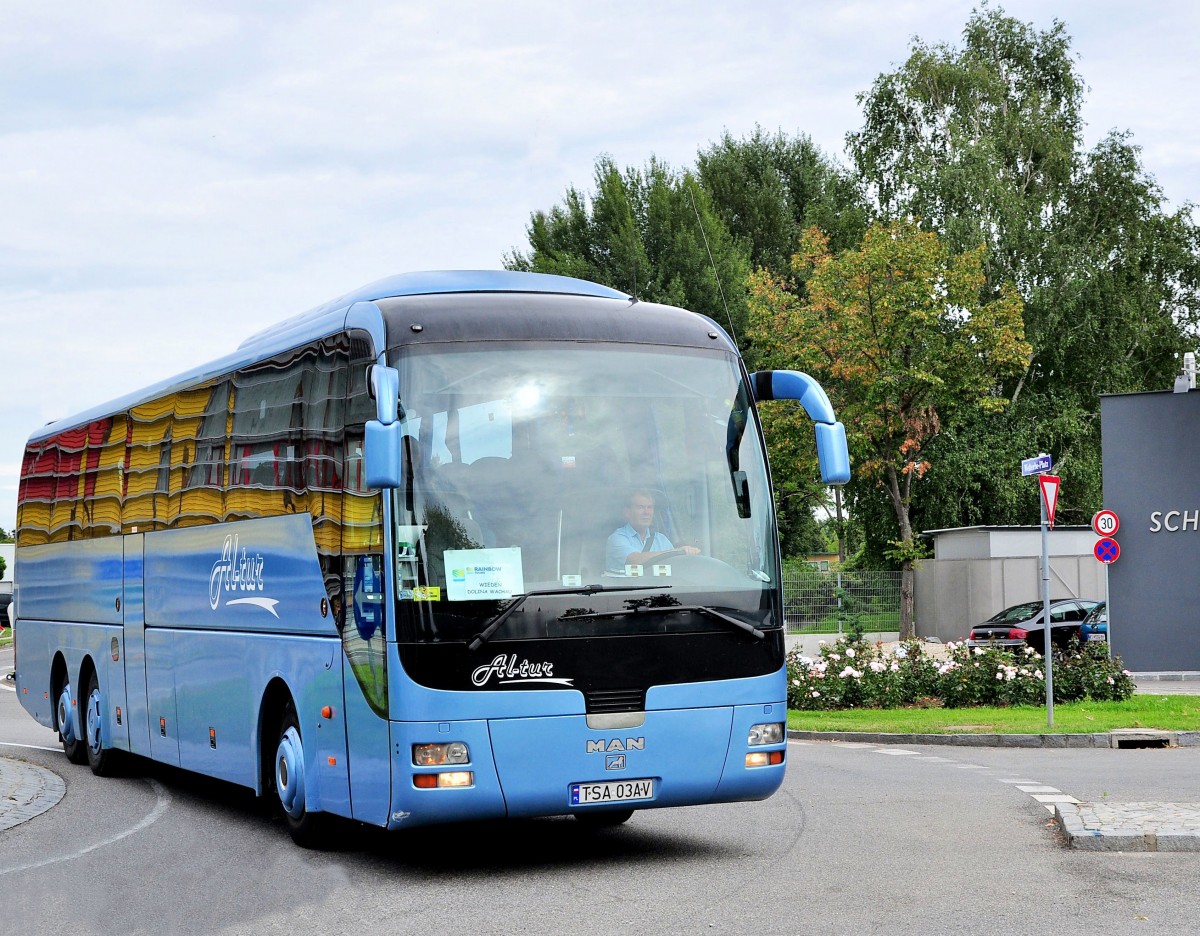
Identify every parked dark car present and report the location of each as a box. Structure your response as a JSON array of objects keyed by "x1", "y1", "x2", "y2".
[
  {"x1": 0, "y1": 590, "x2": 11, "y2": 630},
  {"x1": 1079, "y1": 601, "x2": 1108, "y2": 643},
  {"x1": 966, "y1": 599, "x2": 1100, "y2": 652}
]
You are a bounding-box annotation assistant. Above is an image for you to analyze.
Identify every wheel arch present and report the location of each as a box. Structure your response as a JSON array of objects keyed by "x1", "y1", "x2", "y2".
[
  {"x1": 49, "y1": 652, "x2": 72, "y2": 732},
  {"x1": 257, "y1": 676, "x2": 296, "y2": 796}
]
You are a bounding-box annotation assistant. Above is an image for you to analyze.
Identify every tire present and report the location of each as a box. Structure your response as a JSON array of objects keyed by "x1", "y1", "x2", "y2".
[
  {"x1": 574, "y1": 809, "x2": 634, "y2": 828},
  {"x1": 84, "y1": 669, "x2": 120, "y2": 776},
  {"x1": 55, "y1": 676, "x2": 87, "y2": 765},
  {"x1": 274, "y1": 700, "x2": 325, "y2": 848}
]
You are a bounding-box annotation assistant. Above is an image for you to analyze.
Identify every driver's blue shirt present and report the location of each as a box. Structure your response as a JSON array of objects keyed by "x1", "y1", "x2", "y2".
[{"x1": 606, "y1": 523, "x2": 674, "y2": 571}]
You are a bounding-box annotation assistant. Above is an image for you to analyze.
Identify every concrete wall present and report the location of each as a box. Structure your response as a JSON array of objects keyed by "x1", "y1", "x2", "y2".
[
  {"x1": 1101, "y1": 390, "x2": 1200, "y2": 671},
  {"x1": 915, "y1": 555, "x2": 1106, "y2": 644}
]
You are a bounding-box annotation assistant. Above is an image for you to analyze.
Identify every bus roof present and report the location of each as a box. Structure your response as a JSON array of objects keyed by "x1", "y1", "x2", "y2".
[
  {"x1": 238, "y1": 270, "x2": 631, "y2": 352},
  {"x1": 28, "y1": 271, "x2": 636, "y2": 444}
]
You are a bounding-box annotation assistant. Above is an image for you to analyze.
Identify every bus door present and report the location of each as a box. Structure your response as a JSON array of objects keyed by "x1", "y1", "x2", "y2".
[
  {"x1": 338, "y1": 352, "x2": 392, "y2": 824},
  {"x1": 121, "y1": 533, "x2": 153, "y2": 759}
]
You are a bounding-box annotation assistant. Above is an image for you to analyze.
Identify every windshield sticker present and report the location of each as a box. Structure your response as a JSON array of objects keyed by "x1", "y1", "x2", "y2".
[
  {"x1": 411, "y1": 586, "x2": 440, "y2": 602},
  {"x1": 445, "y1": 547, "x2": 524, "y2": 601},
  {"x1": 624, "y1": 564, "x2": 644, "y2": 577},
  {"x1": 650, "y1": 564, "x2": 672, "y2": 577},
  {"x1": 561, "y1": 574, "x2": 582, "y2": 587}
]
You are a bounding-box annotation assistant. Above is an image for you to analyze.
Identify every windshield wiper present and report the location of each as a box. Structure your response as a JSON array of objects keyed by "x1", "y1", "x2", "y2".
[
  {"x1": 564, "y1": 604, "x2": 766, "y2": 640},
  {"x1": 468, "y1": 584, "x2": 668, "y2": 651}
]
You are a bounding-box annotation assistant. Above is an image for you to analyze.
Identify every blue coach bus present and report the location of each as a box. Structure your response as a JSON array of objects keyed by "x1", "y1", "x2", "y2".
[{"x1": 13, "y1": 270, "x2": 849, "y2": 844}]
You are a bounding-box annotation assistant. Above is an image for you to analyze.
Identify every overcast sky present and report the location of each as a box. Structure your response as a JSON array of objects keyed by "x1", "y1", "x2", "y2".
[{"x1": 2, "y1": 0, "x2": 1197, "y2": 533}]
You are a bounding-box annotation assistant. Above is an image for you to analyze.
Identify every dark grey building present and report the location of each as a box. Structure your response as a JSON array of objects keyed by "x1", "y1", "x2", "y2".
[{"x1": 1101, "y1": 389, "x2": 1200, "y2": 671}]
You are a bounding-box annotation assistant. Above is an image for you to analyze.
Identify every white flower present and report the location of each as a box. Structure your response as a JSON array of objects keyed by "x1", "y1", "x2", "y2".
[
  {"x1": 811, "y1": 691, "x2": 821, "y2": 698},
  {"x1": 889, "y1": 662, "x2": 900, "y2": 673},
  {"x1": 818, "y1": 639, "x2": 827, "y2": 646},
  {"x1": 870, "y1": 661, "x2": 886, "y2": 673},
  {"x1": 894, "y1": 646, "x2": 908, "y2": 659},
  {"x1": 829, "y1": 653, "x2": 841, "y2": 662},
  {"x1": 846, "y1": 648, "x2": 856, "y2": 658}
]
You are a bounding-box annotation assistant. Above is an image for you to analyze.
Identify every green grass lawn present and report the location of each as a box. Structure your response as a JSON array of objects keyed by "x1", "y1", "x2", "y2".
[{"x1": 789, "y1": 695, "x2": 1200, "y2": 734}]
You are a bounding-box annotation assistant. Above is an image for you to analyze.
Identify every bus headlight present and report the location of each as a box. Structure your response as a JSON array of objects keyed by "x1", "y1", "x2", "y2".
[
  {"x1": 413, "y1": 742, "x2": 470, "y2": 766},
  {"x1": 747, "y1": 723, "x2": 784, "y2": 746}
]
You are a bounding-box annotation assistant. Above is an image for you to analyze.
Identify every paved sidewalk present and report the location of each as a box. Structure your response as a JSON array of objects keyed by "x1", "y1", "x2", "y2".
[{"x1": 0, "y1": 756, "x2": 65, "y2": 832}]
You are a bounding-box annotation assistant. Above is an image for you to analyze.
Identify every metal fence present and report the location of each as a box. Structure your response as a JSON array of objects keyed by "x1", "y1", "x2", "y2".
[{"x1": 782, "y1": 569, "x2": 902, "y2": 635}]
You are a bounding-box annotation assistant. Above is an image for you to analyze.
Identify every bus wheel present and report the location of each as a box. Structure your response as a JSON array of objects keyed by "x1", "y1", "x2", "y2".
[
  {"x1": 574, "y1": 809, "x2": 634, "y2": 828},
  {"x1": 274, "y1": 701, "x2": 324, "y2": 848},
  {"x1": 55, "y1": 678, "x2": 87, "y2": 765},
  {"x1": 84, "y1": 670, "x2": 119, "y2": 776}
]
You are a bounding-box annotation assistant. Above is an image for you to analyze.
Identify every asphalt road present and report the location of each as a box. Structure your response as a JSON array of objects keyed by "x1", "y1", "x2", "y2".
[{"x1": 3, "y1": 646, "x2": 1199, "y2": 936}]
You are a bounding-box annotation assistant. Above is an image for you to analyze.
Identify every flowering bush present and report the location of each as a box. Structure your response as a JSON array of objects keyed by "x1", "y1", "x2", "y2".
[{"x1": 787, "y1": 637, "x2": 1135, "y2": 710}]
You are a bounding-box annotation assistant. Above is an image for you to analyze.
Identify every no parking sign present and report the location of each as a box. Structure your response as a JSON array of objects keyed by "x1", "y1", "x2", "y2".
[{"x1": 1094, "y1": 537, "x2": 1120, "y2": 564}]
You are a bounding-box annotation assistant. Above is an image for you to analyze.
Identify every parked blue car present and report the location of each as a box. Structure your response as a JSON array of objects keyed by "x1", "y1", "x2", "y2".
[{"x1": 1079, "y1": 601, "x2": 1108, "y2": 643}]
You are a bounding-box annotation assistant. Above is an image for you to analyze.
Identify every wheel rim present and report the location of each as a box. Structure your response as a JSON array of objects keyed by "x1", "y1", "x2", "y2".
[
  {"x1": 275, "y1": 726, "x2": 305, "y2": 820},
  {"x1": 57, "y1": 686, "x2": 76, "y2": 745},
  {"x1": 86, "y1": 686, "x2": 103, "y2": 757}
]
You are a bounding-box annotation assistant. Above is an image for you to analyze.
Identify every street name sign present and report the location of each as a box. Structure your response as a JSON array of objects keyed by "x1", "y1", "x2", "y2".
[{"x1": 1021, "y1": 453, "x2": 1053, "y2": 476}]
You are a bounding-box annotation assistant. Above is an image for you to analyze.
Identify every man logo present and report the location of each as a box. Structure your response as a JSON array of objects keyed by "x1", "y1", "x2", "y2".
[
  {"x1": 605, "y1": 754, "x2": 626, "y2": 771},
  {"x1": 586, "y1": 737, "x2": 645, "y2": 754}
]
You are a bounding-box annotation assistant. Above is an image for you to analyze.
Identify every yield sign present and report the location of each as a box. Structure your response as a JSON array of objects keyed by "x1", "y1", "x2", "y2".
[{"x1": 1038, "y1": 474, "x2": 1061, "y2": 529}]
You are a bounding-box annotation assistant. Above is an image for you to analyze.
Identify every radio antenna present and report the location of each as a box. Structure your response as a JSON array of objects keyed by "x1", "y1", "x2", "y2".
[{"x1": 688, "y1": 185, "x2": 736, "y2": 346}]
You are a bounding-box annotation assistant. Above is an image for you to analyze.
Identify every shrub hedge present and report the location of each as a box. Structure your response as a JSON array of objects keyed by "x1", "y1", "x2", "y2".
[{"x1": 787, "y1": 637, "x2": 1135, "y2": 710}]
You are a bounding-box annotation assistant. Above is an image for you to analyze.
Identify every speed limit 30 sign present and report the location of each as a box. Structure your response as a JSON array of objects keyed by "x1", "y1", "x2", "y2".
[{"x1": 1092, "y1": 509, "x2": 1119, "y2": 537}]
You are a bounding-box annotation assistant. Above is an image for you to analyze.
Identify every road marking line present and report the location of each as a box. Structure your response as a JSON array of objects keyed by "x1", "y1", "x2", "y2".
[
  {"x1": 1017, "y1": 785, "x2": 1063, "y2": 793},
  {"x1": 0, "y1": 779, "x2": 171, "y2": 876},
  {"x1": 954, "y1": 764, "x2": 989, "y2": 769},
  {"x1": 0, "y1": 741, "x2": 61, "y2": 753},
  {"x1": 1032, "y1": 794, "x2": 1079, "y2": 804}
]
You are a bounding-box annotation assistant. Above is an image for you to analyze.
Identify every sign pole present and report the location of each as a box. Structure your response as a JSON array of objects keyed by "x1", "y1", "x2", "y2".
[{"x1": 1041, "y1": 492, "x2": 1054, "y2": 727}]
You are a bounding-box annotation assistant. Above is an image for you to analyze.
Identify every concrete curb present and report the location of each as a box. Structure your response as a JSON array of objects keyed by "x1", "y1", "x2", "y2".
[
  {"x1": 789, "y1": 729, "x2": 1200, "y2": 748},
  {"x1": 0, "y1": 757, "x2": 66, "y2": 832},
  {"x1": 1055, "y1": 802, "x2": 1200, "y2": 851}
]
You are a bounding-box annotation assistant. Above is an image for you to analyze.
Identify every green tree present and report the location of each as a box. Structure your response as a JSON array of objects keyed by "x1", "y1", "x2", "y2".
[
  {"x1": 697, "y1": 126, "x2": 869, "y2": 273},
  {"x1": 847, "y1": 5, "x2": 1200, "y2": 530},
  {"x1": 505, "y1": 155, "x2": 751, "y2": 342},
  {"x1": 748, "y1": 221, "x2": 1031, "y2": 636},
  {"x1": 695, "y1": 128, "x2": 871, "y2": 555}
]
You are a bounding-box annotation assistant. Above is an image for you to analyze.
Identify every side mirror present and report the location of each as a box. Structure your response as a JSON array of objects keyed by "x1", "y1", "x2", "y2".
[
  {"x1": 750, "y1": 370, "x2": 851, "y2": 486},
  {"x1": 368, "y1": 365, "x2": 401, "y2": 424},
  {"x1": 364, "y1": 420, "x2": 403, "y2": 489},
  {"x1": 364, "y1": 364, "x2": 403, "y2": 489}
]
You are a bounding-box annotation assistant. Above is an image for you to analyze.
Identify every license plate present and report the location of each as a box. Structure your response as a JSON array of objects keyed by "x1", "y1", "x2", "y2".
[
  {"x1": 1085, "y1": 633, "x2": 1107, "y2": 642},
  {"x1": 570, "y1": 778, "x2": 654, "y2": 806}
]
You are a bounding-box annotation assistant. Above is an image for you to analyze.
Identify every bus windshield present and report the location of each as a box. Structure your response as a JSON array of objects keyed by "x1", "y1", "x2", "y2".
[{"x1": 389, "y1": 341, "x2": 779, "y2": 643}]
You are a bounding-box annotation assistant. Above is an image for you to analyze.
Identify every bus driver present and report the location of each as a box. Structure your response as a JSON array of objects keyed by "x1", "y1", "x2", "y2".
[{"x1": 605, "y1": 489, "x2": 699, "y2": 572}]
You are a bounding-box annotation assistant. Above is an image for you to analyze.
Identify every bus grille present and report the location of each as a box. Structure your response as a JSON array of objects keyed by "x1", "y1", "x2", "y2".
[{"x1": 585, "y1": 688, "x2": 646, "y2": 714}]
